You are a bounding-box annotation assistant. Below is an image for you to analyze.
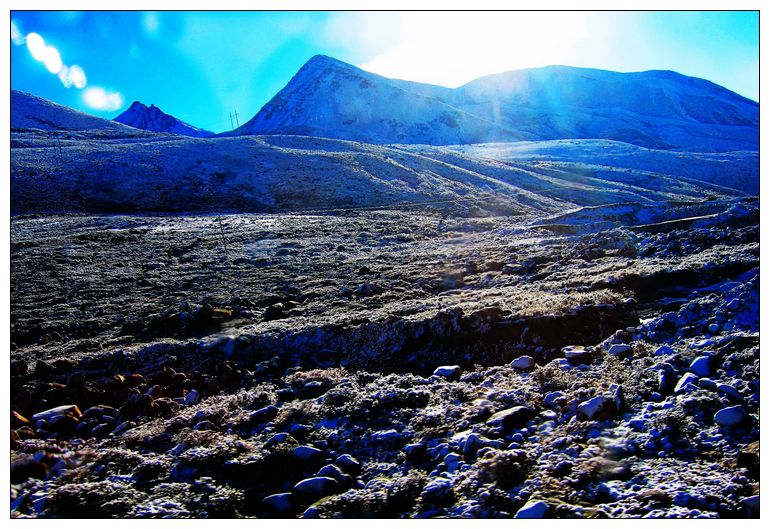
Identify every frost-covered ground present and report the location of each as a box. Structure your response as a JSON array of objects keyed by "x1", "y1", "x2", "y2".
[
  {"x1": 10, "y1": 200, "x2": 759, "y2": 518},
  {"x1": 9, "y1": 88, "x2": 760, "y2": 518}
]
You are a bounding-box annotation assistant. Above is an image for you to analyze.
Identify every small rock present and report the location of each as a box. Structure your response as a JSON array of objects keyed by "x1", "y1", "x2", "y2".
[
  {"x1": 421, "y1": 477, "x2": 455, "y2": 504},
  {"x1": 561, "y1": 345, "x2": 587, "y2": 359},
  {"x1": 578, "y1": 396, "x2": 609, "y2": 420},
  {"x1": 515, "y1": 500, "x2": 550, "y2": 518},
  {"x1": 31, "y1": 405, "x2": 82, "y2": 422},
  {"x1": 265, "y1": 432, "x2": 296, "y2": 448},
  {"x1": 674, "y1": 373, "x2": 699, "y2": 394},
  {"x1": 405, "y1": 443, "x2": 427, "y2": 460},
  {"x1": 741, "y1": 495, "x2": 759, "y2": 516},
  {"x1": 433, "y1": 365, "x2": 462, "y2": 380},
  {"x1": 250, "y1": 405, "x2": 279, "y2": 424},
  {"x1": 317, "y1": 464, "x2": 351, "y2": 484},
  {"x1": 292, "y1": 445, "x2": 323, "y2": 461},
  {"x1": 510, "y1": 356, "x2": 535, "y2": 370},
  {"x1": 543, "y1": 391, "x2": 564, "y2": 406},
  {"x1": 263, "y1": 493, "x2": 294, "y2": 514},
  {"x1": 716, "y1": 383, "x2": 743, "y2": 401},
  {"x1": 112, "y1": 421, "x2": 134, "y2": 435},
  {"x1": 658, "y1": 370, "x2": 675, "y2": 395},
  {"x1": 655, "y1": 345, "x2": 674, "y2": 356},
  {"x1": 486, "y1": 406, "x2": 534, "y2": 431},
  {"x1": 335, "y1": 454, "x2": 361, "y2": 474},
  {"x1": 714, "y1": 405, "x2": 746, "y2": 427},
  {"x1": 726, "y1": 298, "x2": 741, "y2": 311},
  {"x1": 689, "y1": 356, "x2": 712, "y2": 377},
  {"x1": 608, "y1": 344, "x2": 633, "y2": 357},
  {"x1": 293, "y1": 476, "x2": 338, "y2": 497},
  {"x1": 183, "y1": 389, "x2": 200, "y2": 406}
]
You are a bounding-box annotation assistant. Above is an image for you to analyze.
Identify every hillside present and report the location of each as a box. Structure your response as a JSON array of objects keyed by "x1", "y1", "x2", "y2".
[
  {"x1": 233, "y1": 56, "x2": 758, "y2": 152},
  {"x1": 11, "y1": 89, "x2": 138, "y2": 133}
]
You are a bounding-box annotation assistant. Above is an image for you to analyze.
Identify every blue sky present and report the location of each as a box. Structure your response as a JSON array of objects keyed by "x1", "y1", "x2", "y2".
[{"x1": 10, "y1": 11, "x2": 759, "y2": 133}]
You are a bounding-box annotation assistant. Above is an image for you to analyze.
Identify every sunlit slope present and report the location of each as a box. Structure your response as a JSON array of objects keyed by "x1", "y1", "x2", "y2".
[
  {"x1": 401, "y1": 139, "x2": 759, "y2": 194},
  {"x1": 11, "y1": 90, "x2": 749, "y2": 214},
  {"x1": 234, "y1": 56, "x2": 758, "y2": 152},
  {"x1": 12, "y1": 131, "x2": 743, "y2": 215},
  {"x1": 11, "y1": 89, "x2": 139, "y2": 133}
]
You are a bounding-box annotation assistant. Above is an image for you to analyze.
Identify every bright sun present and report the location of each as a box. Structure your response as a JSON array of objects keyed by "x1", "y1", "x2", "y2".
[{"x1": 359, "y1": 12, "x2": 591, "y2": 87}]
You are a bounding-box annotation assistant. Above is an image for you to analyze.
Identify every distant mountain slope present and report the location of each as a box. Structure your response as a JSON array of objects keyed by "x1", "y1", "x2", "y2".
[
  {"x1": 404, "y1": 139, "x2": 759, "y2": 194},
  {"x1": 10, "y1": 92, "x2": 752, "y2": 215},
  {"x1": 114, "y1": 101, "x2": 214, "y2": 137},
  {"x1": 12, "y1": 130, "x2": 745, "y2": 216},
  {"x1": 233, "y1": 56, "x2": 758, "y2": 152},
  {"x1": 11, "y1": 89, "x2": 136, "y2": 132}
]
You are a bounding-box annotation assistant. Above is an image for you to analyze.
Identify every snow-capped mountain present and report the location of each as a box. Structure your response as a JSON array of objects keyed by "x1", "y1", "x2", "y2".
[
  {"x1": 233, "y1": 55, "x2": 758, "y2": 152},
  {"x1": 114, "y1": 101, "x2": 214, "y2": 137},
  {"x1": 11, "y1": 89, "x2": 136, "y2": 132}
]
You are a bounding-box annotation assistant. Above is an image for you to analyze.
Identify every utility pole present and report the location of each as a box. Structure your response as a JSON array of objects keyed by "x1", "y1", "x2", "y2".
[
  {"x1": 228, "y1": 112, "x2": 234, "y2": 130},
  {"x1": 233, "y1": 110, "x2": 240, "y2": 128}
]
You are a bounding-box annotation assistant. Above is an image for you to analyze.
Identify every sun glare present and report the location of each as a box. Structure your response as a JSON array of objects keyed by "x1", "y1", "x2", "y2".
[{"x1": 359, "y1": 12, "x2": 591, "y2": 87}]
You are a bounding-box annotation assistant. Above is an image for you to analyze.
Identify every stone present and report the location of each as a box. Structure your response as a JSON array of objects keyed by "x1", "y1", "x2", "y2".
[
  {"x1": 250, "y1": 405, "x2": 279, "y2": 424},
  {"x1": 608, "y1": 343, "x2": 633, "y2": 357},
  {"x1": 511, "y1": 355, "x2": 535, "y2": 370},
  {"x1": 293, "y1": 476, "x2": 339, "y2": 497},
  {"x1": 421, "y1": 477, "x2": 454, "y2": 503},
  {"x1": 317, "y1": 464, "x2": 351, "y2": 484},
  {"x1": 543, "y1": 391, "x2": 564, "y2": 406},
  {"x1": 462, "y1": 432, "x2": 497, "y2": 457},
  {"x1": 689, "y1": 356, "x2": 712, "y2": 377},
  {"x1": 183, "y1": 389, "x2": 200, "y2": 406},
  {"x1": 433, "y1": 365, "x2": 462, "y2": 380},
  {"x1": 515, "y1": 500, "x2": 550, "y2": 518},
  {"x1": 741, "y1": 495, "x2": 759, "y2": 516},
  {"x1": 263, "y1": 492, "x2": 294, "y2": 514},
  {"x1": 657, "y1": 370, "x2": 675, "y2": 395},
  {"x1": 561, "y1": 345, "x2": 587, "y2": 360},
  {"x1": 726, "y1": 298, "x2": 741, "y2": 311},
  {"x1": 485, "y1": 406, "x2": 534, "y2": 430},
  {"x1": 578, "y1": 396, "x2": 609, "y2": 420},
  {"x1": 674, "y1": 373, "x2": 699, "y2": 394},
  {"x1": 405, "y1": 443, "x2": 427, "y2": 459},
  {"x1": 292, "y1": 445, "x2": 324, "y2": 461},
  {"x1": 335, "y1": 454, "x2": 361, "y2": 474},
  {"x1": 31, "y1": 405, "x2": 82, "y2": 422},
  {"x1": 716, "y1": 383, "x2": 743, "y2": 401},
  {"x1": 655, "y1": 345, "x2": 674, "y2": 356},
  {"x1": 714, "y1": 405, "x2": 746, "y2": 427}
]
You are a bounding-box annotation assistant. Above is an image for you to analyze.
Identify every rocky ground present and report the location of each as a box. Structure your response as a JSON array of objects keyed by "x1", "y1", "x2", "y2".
[{"x1": 10, "y1": 199, "x2": 759, "y2": 518}]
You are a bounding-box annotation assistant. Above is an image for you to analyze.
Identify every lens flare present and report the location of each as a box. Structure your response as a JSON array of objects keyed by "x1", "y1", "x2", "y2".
[
  {"x1": 68, "y1": 65, "x2": 87, "y2": 89},
  {"x1": 10, "y1": 20, "x2": 24, "y2": 45},
  {"x1": 26, "y1": 32, "x2": 46, "y2": 61},
  {"x1": 58, "y1": 65, "x2": 72, "y2": 87},
  {"x1": 16, "y1": 28, "x2": 92, "y2": 90},
  {"x1": 42, "y1": 45, "x2": 63, "y2": 74}
]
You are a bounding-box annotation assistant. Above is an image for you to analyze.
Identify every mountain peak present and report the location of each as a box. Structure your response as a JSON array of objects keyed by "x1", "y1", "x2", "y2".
[
  {"x1": 114, "y1": 101, "x2": 213, "y2": 137},
  {"x1": 231, "y1": 56, "x2": 757, "y2": 151}
]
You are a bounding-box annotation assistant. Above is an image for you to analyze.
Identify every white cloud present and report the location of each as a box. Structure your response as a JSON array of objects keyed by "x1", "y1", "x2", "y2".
[{"x1": 83, "y1": 87, "x2": 124, "y2": 111}]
